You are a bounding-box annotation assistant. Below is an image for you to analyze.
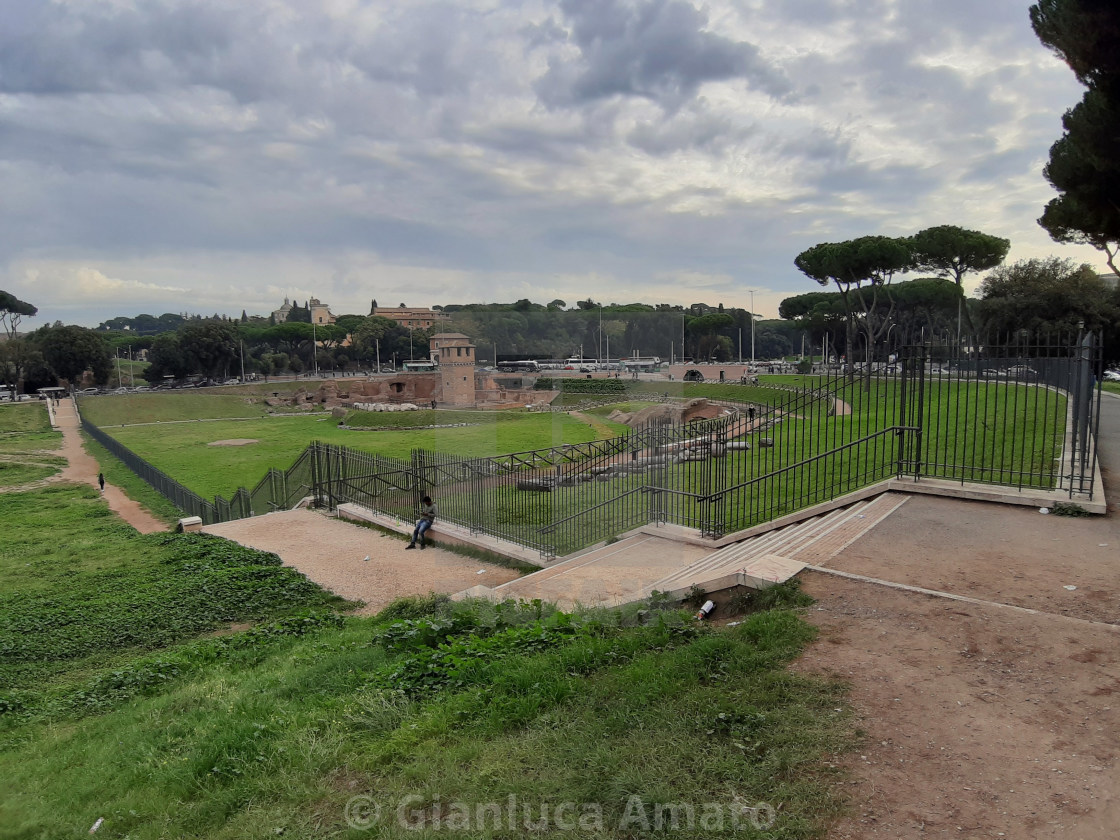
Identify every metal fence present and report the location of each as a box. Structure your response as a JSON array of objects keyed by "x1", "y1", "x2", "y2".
[{"x1": 83, "y1": 336, "x2": 1103, "y2": 555}]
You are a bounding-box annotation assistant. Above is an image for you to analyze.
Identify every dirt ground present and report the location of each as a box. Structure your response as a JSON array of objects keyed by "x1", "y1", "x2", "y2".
[
  {"x1": 201, "y1": 509, "x2": 520, "y2": 614},
  {"x1": 795, "y1": 487, "x2": 1120, "y2": 836}
]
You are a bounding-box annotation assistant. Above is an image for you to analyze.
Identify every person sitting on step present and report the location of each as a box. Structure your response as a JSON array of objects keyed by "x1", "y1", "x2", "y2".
[{"x1": 406, "y1": 496, "x2": 437, "y2": 549}]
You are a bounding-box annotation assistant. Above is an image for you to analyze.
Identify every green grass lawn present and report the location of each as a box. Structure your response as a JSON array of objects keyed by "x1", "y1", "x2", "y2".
[
  {"x1": 100, "y1": 411, "x2": 611, "y2": 501},
  {"x1": 0, "y1": 403, "x2": 65, "y2": 486},
  {"x1": 79, "y1": 392, "x2": 274, "y2": 425},
  {"x1": 0, "y1": 401, "x2": 54, "y2": 435},
  {"x1": 0, "y1": 461, "x2": 59, "y2": 486}
]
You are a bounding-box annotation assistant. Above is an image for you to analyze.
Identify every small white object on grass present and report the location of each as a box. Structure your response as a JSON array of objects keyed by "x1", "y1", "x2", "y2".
[{"x1": 89, "y1": 817, "x2": 104, "y2": 833}]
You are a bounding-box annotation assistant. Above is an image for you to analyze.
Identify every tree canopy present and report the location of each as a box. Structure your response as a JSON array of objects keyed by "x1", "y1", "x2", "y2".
[
  {"x1": 1030, "y1": 0, "x2": 1120, "y2": 273},
  {"x1": 909, "y1": 225, "x2": 1010, "y2": 286},
  {"x1": 0, "y1": 290, "x2": 38, "y2": 340},
  {"x1": 35, "y1": 325, "x2": 112, "y2": 385},
  {"x1": 977, "y1": 257, "x2": 1120, "y2": 338},
  {"x1": 1030, "y1": 0, "x2": 1120, "y2": 90},
  {"x1": 794, "y1": 236, "x2": 913, "y2": 376}
]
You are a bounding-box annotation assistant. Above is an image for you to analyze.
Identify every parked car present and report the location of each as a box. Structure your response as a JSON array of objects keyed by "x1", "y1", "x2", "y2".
[
  {"x1": 1104, "y1": 369, "x2": 1120, "y2": 382},
  {"x1": 1005, "y1": 365, "x2": 1037, "y2": 378}
]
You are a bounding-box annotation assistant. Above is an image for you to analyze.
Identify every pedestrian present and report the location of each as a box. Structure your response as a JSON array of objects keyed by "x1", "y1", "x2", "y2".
[
  {"x1": 406, "y1": 495, "x2": 437, "y2": 549},
  {"x1": 98, "y1": 472, "x2": 105, "y2": 492},
  {"x1": 748, "y1": 406, "x2": 756, "y2": 423}
]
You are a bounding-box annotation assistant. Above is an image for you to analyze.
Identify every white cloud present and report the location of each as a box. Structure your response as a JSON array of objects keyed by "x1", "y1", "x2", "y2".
[{"x1": 0, "y1": 0, "x2": 1107, "y2": 328}]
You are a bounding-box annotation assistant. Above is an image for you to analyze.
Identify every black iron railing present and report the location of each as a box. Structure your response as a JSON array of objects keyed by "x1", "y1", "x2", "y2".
[{"x1": 81, "y1": 336, "x2": 1104, "y2": 556}]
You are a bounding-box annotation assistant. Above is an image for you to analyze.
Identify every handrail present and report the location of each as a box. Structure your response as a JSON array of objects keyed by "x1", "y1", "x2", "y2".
[
  {"x1": 696, "y1": 426, "x2": 918, "y2": 502},
  {"x1": 536, "y1": 485, "x2": 648, "y2": 534}
]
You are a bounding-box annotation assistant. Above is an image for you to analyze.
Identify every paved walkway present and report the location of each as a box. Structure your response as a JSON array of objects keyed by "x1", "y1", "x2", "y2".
[{"x1": 792, "y1": 392, "x2": 1120, "y2": 840}]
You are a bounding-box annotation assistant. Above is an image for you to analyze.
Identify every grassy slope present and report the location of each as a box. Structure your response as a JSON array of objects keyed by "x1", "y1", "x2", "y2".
[
  {"x1": 1, "y1": 593, "x2": 854, "y2": 840},
  {"x1": 0, "y1": 486, "x2": 349, "y2": 707}
]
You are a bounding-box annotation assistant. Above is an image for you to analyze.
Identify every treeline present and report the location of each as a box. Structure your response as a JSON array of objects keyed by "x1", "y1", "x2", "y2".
[
  {"x1": 781, "y1": 259, "x2": 1120, "y2": 365},
  {"x1": 439, "y1": 299, "x2": 798, "y2": 362}
]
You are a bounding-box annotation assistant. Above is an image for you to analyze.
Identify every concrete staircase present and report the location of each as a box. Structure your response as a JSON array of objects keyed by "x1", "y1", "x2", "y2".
[
  {"x1": 638, "y1": 492, "x2": 909, "y2": 599},
  {"x1": 456, "y1": 492, "x2": 909, "y2": 609},
  {"x1": 461, "y1": 533, "x2": 710, "y2": 610}
]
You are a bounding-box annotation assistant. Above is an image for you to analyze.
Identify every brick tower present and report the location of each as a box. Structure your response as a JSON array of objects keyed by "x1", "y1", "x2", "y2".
[{"x1": 432, "y1": 333, "x2": 476, "y2": 406}]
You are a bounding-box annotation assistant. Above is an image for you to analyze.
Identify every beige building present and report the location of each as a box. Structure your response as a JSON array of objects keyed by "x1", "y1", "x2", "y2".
[
  {"x1": 372, "y1": 305, "x2": 450, "y2": 330},
  {"x1": 309, "y1": 298, "x2": 335, "y2": 325}
]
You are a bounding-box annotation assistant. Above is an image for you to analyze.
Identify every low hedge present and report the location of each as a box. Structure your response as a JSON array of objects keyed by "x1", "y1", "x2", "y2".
[{"x1": 534, "y1": 378, "x2": 628, "y2": 393}]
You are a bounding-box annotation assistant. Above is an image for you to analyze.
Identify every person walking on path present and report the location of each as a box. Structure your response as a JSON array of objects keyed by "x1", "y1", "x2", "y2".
[
  {"x1": 406, "y1": 496, "x2": 437, "y2": 549},
  {"x1": 98, "y1": 472, "x2": 105, "y2": 492}
]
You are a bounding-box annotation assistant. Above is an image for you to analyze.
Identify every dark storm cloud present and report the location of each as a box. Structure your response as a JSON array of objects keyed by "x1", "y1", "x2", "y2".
[{"x1": 534, "y1": 0, "x2": 792, "y2": 111}]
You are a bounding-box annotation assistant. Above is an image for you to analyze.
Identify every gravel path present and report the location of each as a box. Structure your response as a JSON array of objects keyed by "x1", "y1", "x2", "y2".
[{"x1": 202, "y1": 509, "x2": 520, "y2": 614}]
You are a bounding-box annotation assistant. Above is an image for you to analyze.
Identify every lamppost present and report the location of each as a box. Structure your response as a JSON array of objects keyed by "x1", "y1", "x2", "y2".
[
  {"x1": 599, "y1": 304, "x2": 603, "y2": 363},
  {"x1": 312, "y1": 319, "x2": 318, "y2": 378},
  {"x1": 749, "y1": 290, "x2": 756, "y2": 364}
]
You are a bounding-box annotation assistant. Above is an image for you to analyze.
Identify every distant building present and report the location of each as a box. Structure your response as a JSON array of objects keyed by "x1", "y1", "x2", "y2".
[
  {"x1": 271, "y1": 296, "x2": 336, "y2": 325},
  {"x1": 372, "y1": 304, "x2": 450, "y2": 330},
  {"x1": 271, "y1": 297, "x2": 294, "y2": 323},
  {"x1": 1100, "y1": 273, "x2": 1119, "y2": 291}
]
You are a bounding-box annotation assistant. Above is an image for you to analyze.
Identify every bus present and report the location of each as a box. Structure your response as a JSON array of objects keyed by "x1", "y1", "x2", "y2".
[
  {"x1": 402, "y1": 360, "x2": 438, "y2": 372},
  {"x1": 564, "y1": 357, "x2": 599, "y2": 370},
  {"x1": 497, "y1": 360, "x2": 540, "y2": 373}
]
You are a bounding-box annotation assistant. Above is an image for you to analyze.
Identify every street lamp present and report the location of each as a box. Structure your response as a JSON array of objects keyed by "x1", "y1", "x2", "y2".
[
  {"x1": 312, "y1": 319, "x2": 318, "y2": 378},
  {"x1": 749, "y1": 290, "x2": 756, "y2": 364}
]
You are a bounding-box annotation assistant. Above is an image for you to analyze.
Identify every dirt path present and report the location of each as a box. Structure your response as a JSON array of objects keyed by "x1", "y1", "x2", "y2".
[
  {"x1": 793, "y1": 492, "x2": 1120, "y2": 838},
  {"x1": 201, "y1": 509, "x2": 520, "y2": 614},
  {"x1": 52, "y1": 399, "x2": 168, "y2": 534}
]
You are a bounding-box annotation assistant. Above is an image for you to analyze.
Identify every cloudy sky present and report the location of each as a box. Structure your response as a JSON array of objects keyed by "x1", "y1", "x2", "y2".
[{"x1": 0, "y1": 0, "x2": 1100, "y2": 328}]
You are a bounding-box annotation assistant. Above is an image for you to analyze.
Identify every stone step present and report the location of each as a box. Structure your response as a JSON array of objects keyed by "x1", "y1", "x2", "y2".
[
  {"x1": 644, "y1": 494, "x2": 908, "y2": 596},
  {"x1": 649, "y1": 503, "x2": 865, "y2": 590}
]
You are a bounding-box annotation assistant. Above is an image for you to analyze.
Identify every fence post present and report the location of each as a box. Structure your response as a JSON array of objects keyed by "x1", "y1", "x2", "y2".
[
  {"x1": 1071, "y1": 331, "x2": 1096, "y2": 495},
  {"x1": 311, "y1": 442, "x2": 323, "y2": 508}
]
